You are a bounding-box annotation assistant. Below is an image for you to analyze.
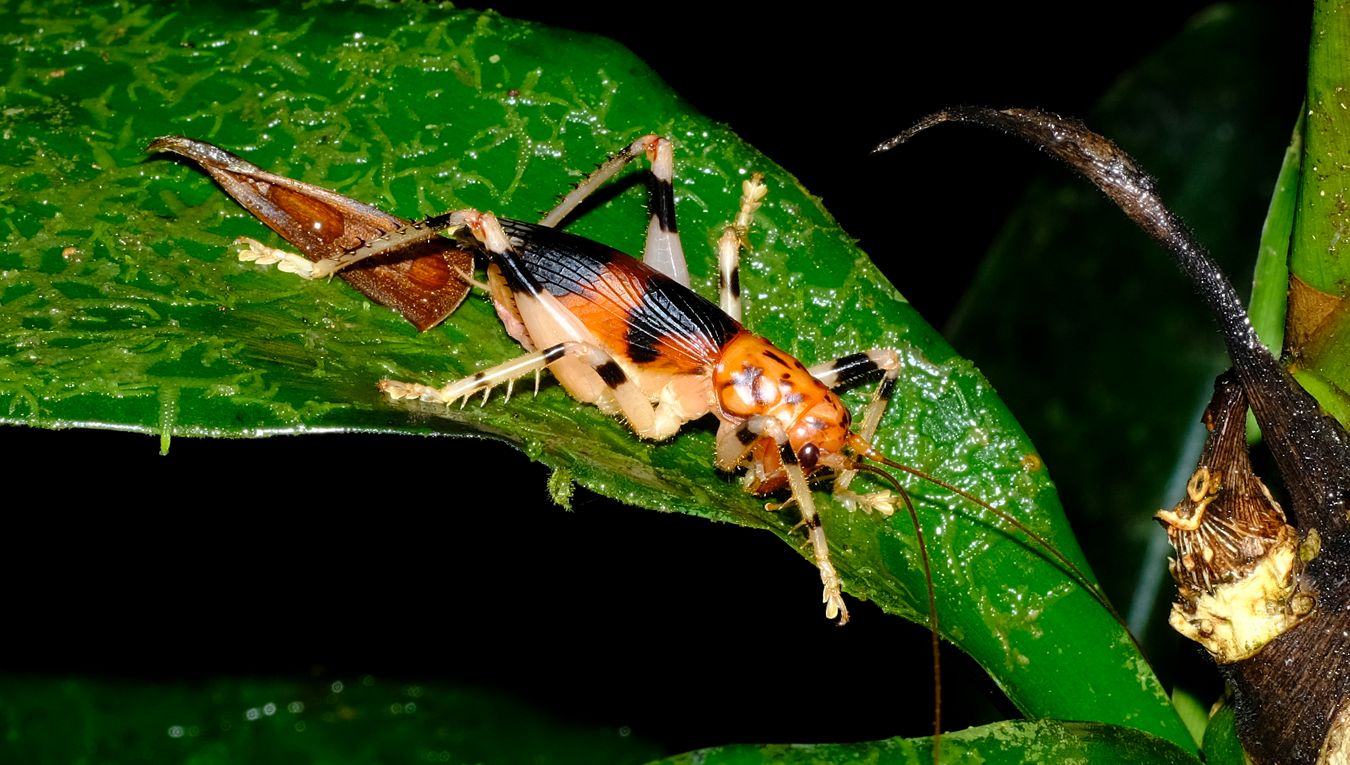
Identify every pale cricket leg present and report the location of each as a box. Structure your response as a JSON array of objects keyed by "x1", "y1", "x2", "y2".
[
  {"x1": 321, "y1": 136, "x2": 693, "y2": 286},
  {"x1": 713, "y1": 168, "x2": 900, "y2": 510},
  {"x1": 811, "y1": 348, "x2": 940, "y2": 749},
  {"x1": 715, "y1": 174, "x2": 768, "y2": 322},
  {"x1": 714, "y1": 415, "x2": 850, "y2": 624}
]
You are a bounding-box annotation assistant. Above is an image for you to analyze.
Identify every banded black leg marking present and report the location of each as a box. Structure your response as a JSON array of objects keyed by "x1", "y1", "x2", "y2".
[
  {"x1": 532, "y1": 135, "x2": 692, "y2": 287},
  {"x1": 805, "y1": 348, "x2": 903, "y2": 514},
  {"x1": 839, "y1": 349, "x2": 902, "y2": 451},
  {"x1": 809, "y1": 349, "x2": 895, "y2": 389},
  {"x1": 651, "y1": 177, "x2": 678, "y2": 234},
  {"x1": 716, "y1": 228, "x2": 742, "y2": 321},
  {"x1": 641, "y1": 138, "x2": 689, "y2": 286},
  {"x1": 716, "y1": 174, "x2": 766, "y2": 322},
  {"x1": 594, "y1": 359, "x2": 628, "y2": 388}
]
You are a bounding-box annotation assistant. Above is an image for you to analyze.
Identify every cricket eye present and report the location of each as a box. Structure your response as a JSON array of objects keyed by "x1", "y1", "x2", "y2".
[{"x1": 798, "y1": 443, "x2": 820, "y2": 472}]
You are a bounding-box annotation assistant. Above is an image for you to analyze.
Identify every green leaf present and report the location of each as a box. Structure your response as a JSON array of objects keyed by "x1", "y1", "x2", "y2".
[
  {"x1": 1199, "y1": 701, "x2": 1246, "y2": 765},
  {"x1": 0, "y1": 675, "x2": 663, "y2": 765},
  {"x1": 0, "y1": 0, "x2": 1189, "y2": 751},
  {"x1": 653, "y1": 720, "x2": 1201, "y2": 765},
  {"x1": 1249, "y1": 113, "x2": 1302, "y2": 355},
  {"x1": 1292, "y1": 1, "x2": 1350, "y2": 295}
]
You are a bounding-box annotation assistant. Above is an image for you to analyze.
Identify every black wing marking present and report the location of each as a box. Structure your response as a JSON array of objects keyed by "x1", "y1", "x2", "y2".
[{"x1": 495, "y1": 219, "x2": 740, "y2": 369}]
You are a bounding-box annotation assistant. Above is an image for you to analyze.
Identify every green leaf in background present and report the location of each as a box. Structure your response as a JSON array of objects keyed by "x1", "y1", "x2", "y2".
[
  {"x1": 2, "y1": 674, "x2": 1205, "y2": 765},
  {"x1": 1248, "y1": 114, "x2": 1301, "y2": 356},
  {"x1": 0, "y1": 0, "x2": 1189, "y2": 757},
  {"x1": 1199, "y1": 702, "x2": 1247, "y2": 765},
  {"x1": 0, "y1": 675, "x2": 664, "y2": 765}
]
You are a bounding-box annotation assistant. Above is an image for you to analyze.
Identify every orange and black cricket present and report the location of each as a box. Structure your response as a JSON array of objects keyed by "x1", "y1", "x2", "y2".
[
  {"x1": 311, "y1": 135, "x2": 926, "y2": 627},
  {"x1": 152, "y1": 133, "x2": 1110, "y2": 753},
  {"x1": 151, "y1": 130, "x2": 1093, "y2": 624}
]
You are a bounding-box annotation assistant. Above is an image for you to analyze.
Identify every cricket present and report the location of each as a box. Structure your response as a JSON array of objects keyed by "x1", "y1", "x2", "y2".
[{"x1": 150, "y1": 132, "x2": 1111, "y2": 751}]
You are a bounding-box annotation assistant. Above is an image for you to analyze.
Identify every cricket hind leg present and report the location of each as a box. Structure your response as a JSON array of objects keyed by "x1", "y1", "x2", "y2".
[
  {"x1": 240, "y1": 232, "x2": 492, "y2": 295},
  {"x1": 286, "y1": 137, "x2": 673, "y2": 280},
  {"x1": 311, "y1": 135, "x2": 726, "y2": 297},
  {"x1": 307, "y1": 210, "x2": 477, "y2": 278}
]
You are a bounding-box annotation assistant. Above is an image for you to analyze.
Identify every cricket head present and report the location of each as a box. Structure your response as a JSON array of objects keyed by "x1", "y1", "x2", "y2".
[{"x1": 712, "y1": 331, "x2": 856, "y2": 494}]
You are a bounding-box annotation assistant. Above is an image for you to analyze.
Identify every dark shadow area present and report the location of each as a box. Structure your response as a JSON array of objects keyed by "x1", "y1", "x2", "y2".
[{"x1": 5, "y1": 427, "x2": 1007, "y2": 752}]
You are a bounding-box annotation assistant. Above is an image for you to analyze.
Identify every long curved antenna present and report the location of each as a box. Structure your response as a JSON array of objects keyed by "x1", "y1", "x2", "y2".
[
  {"x1": 863, "y1": 447, "x2": 1123, "y2": 624},
  {"x1": 855, "y1": 462, "x2": 941, "y2": 762}
]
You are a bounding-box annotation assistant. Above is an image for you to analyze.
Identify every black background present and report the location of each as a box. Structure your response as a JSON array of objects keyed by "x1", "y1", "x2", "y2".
[{"x1": 4, "y1": 2, "x2": 1310, "y2": 755}]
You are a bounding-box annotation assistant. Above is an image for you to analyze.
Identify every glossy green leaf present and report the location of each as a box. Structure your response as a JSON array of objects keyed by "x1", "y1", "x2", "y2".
[
  {"x1": 0, "y1": 675, "x2": 662, "y2": 765},
  {"x1": 654, "y1": 720, "x2": 1200, "y2": 765},
  {"x1": 0, "y1": 0, "x2": 1188, "y2": 751},
  {"x1": 1248, "y1": 113, "x2": 1302, "y2": 355}
]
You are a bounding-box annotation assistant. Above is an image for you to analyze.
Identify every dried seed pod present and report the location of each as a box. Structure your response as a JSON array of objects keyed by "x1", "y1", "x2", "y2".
[{"x1": 1157, "y1": 373, "x2": 1311, "y2": 664}]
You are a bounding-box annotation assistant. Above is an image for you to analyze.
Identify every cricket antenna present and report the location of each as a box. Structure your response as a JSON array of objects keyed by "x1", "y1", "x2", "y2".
[
  {"x1": 862, "y1": 445, "x2": 1123, "y2": 625},
  {"x1": 853, "y1": 461, "x2": 943, "y2": 762}
]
